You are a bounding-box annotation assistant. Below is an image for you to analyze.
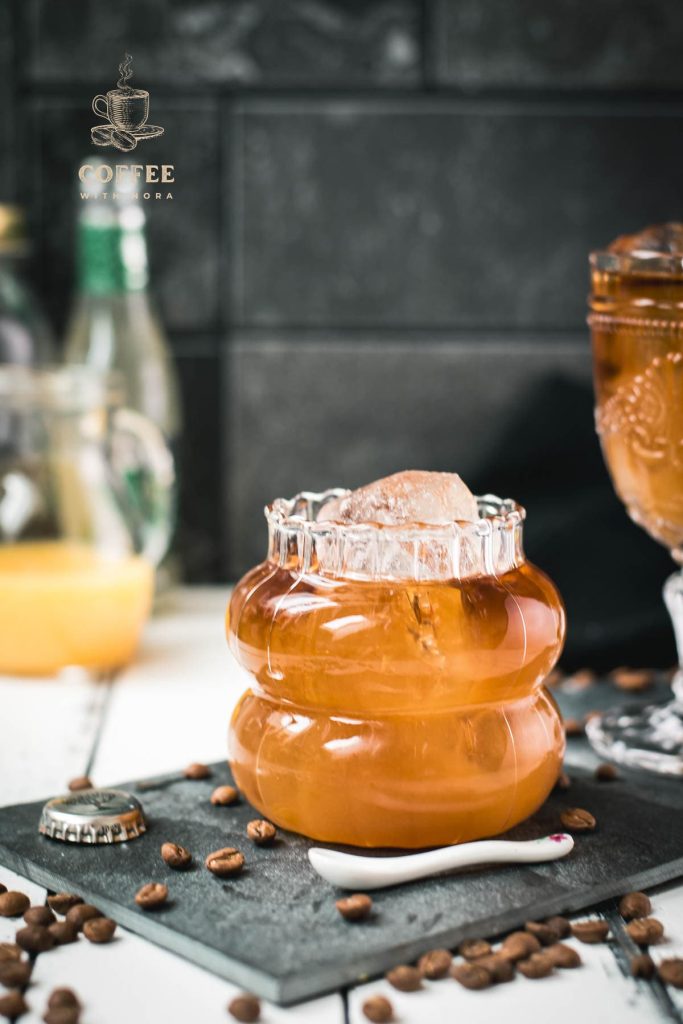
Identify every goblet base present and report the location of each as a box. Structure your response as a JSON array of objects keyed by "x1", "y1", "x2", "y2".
[{"x1": 585, "y1": 698, "x2": 683, "y2": 776}]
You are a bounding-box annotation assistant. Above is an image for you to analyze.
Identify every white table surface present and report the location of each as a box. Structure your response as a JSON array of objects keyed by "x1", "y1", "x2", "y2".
[{"x1": 1, "y1": 587, "x2": 681, "y2": 1024}]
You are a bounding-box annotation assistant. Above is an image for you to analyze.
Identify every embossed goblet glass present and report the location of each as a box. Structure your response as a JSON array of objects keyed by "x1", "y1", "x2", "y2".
[{"x1": 588, "y1": 224, "x2": 683, "y2": 774}]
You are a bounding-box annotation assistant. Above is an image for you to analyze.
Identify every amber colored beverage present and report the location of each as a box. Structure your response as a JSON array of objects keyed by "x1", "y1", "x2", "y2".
[
  {"x1": 228, "y1": 504, "x2": 565, "y2": 848},
  {"x1": 590, "y1": 226, "x2": 683, "y2": 557}
]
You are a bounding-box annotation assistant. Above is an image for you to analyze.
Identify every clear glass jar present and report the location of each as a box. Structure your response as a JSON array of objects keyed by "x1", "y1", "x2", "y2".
[
  {"x1": 0, "y1": 365, "x2": 174, "y2": 675},
  {"x1": 227, "y1": 491, "x2": 566, "y2": 848}
]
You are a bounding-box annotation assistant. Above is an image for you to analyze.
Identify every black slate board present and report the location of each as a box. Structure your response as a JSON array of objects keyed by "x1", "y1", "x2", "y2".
[{"x1": 0, "y1": 754, "x2": 682, "y2": 1005}]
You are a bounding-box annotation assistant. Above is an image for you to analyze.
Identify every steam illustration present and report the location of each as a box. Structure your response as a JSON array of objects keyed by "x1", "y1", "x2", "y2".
[
  {"x1": 90, "y1": 54, "x2": 164, "y2": 152},
  {"x1": 117, "y1": 53, "x2": 134, "y2": 91}
]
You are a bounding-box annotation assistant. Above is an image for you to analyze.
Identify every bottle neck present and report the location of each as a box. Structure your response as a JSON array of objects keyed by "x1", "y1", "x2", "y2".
[{"x1": 77, "y1": 216, "x2": 149, "y2": 296}]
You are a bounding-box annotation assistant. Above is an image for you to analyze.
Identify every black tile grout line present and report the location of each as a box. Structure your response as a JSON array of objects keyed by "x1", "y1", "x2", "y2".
[
  {"x1": 604, "y1": 903, "x2": 683, "y2": 1024},
  {"x1": 341, "y1": 985, "x2": 350, "y2": 1024}
]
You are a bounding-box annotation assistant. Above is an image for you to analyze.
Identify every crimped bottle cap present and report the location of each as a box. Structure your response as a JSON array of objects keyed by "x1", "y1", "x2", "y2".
[{"x1": 39, "y1": 789, "x2": 146, "y2": 844}]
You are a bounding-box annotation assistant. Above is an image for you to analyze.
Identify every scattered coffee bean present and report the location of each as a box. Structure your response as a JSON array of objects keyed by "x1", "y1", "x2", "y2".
[
  {"x1": 246, "y1": 820, "x2": 276, "y2": 846},
  {"x1": 518, "y1": 952, "x2": 554, "y2": 978},
  {"x1": 0, "y1": 960, "x2": 32, "y2": 988},
  {"x1": 630, "y1": 953, "x2": 656, "y2": 979},
  {"x1": 24, "y1": 906, "x2": 56, "y2": 927},
  {"x1": 48, "y1": 922, "x2": 78, "y2": 946},
  {"x1": 205, "y1": 848, "x2": 245, "y2": 878},
  {"x1": 626, "y1": 918, "x2": 664, "y2": 946},
  {"x1": 417, "y1": 948, "x2": 452, "y2": 980},
  {"x1": 385, "y1": 965, "x2": 421, "y2": 992},
  {"x1": 227, "y1": 993, "x2": 260, "y2": 1022},
  {"x1": 47, "y1": 893, "x2": 83, "y2": 915},
  {"x1": 0, "y1": 943, "x2": 21, "y2": 962},
  {"x1": 544, "y1": 669, "x2": 562, "y2": 688},
  {"x1": 475, "y1": 954, "x2": 515, "y2": 983},
  {"x1": 210, "y1": 785, "x2": 238, "y2": 806},
  {"x1": 65, "y1": 904, "x2": 101, "y2": 931},
  {"x1": 47, "y1": 990, "x2": 80, "y2": 1011},
  {"x1": 555, "y1": 771, "x2": 571, "y2": 790},
  {"x1": 611, "y1": 668, "x2": 653, "y2": 692},
  {"x1": 135, "y1": 883, "x2": 168, "y2": 910},
  {"x1": 43, "y1": 1009, "x2": 80, "y2": 1024},
  {"x1": 571, "y1": 919, "x2": 609, "y2": 944},
  {"x1": 451, "y1": 961, "x2": 492, "y2": 990},
  {"x1": 546, "y1": 943, "x2": 582, "y2": 968},
  {"x1": 161, "y1": 842, "x2": 192, "y2": 870},
  {"x1": 458, "y1": 938, "x2": 491, "y2": 960},
  {"x1": 0, "y1": 990, "x2": 28, "y2": 1020},
  {"x1": 83, "y1": 917, "x2": 116, "y2": 943},
  {"x1": 564, "y1": 718, "x2": 584, "y2": 737},
  {"x1": 619, "y1": 891, "x2": 652, "y2": 921},
  {"x1": 67, "y1": 776, "x2": 93, "y2": 792},
  {"x1": 525, "y1": 921, "x2": 557, "y2": 945},
  {"x1": 16, "y1": 925, "x2": 55, "y2": 953},
  {"x1": 569, "y1": 669, "x2": 597, "y2": 688},
  {"x1": 560, "y1": 807, "x2": 596, "y2": 832},
  {"x1": 0, "y1": 891, "x2": 30, "y2": 917},
  {"x1": 658, "y1": 958, "x2": 683, "y2": 989},
  {"x1": 595, "y1": 763, "x2": 619, "y2": 782},
  {"x1": 544, "y1": 915, "x2": 571, "y2": 940},
  {"x1": 362, "y1": 995, "x2": 393, "y2": 1023},
  {"x1": 184, "y1": 762, "x2": 211, "y2": 780},
  {"x1": 335, "y1": 893, "x2": 372, "y2": 922},
  {"x1": 500, "y1": 931, "x2": 541, "y2": 962}
]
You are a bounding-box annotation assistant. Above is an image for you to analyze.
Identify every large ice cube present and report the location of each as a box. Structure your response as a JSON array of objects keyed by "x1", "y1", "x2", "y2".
[{"x1": 318, "y1": 470, "x2": 478, "y2": 526}]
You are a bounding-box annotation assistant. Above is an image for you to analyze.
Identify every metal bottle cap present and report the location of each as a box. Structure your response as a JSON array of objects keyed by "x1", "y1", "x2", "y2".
[{"x1": 39, "y1": 789, "x2": 146, "y2": 844}]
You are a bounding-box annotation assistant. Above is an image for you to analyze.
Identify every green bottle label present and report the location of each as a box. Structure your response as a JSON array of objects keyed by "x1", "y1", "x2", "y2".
[{"x1": 78, "y1": 222, "x2": 148, "y2": 295}]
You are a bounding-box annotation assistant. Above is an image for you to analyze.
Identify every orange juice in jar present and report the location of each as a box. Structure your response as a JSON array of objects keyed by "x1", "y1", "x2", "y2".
[{"x1": 227, "y1": 472, "x2": 565, "y2": 848}]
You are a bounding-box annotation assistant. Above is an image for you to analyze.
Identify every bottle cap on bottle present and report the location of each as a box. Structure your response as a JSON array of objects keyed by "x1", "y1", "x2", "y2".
[{"x1": 39, "y1": 789, "x2": 147, "y2": 844}]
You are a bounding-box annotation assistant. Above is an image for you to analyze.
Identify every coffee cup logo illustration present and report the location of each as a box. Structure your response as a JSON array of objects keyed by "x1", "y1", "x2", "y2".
[{"x1": 91, "y1": 54, "x2": 164, "y2": 152}]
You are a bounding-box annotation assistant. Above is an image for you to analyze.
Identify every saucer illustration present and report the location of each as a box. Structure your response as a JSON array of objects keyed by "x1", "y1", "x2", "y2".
[{"x1": 90, "y1": 54, "x2": 164, "y2": 153}]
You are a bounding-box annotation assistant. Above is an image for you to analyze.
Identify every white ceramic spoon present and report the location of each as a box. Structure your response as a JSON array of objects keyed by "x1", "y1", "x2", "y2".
[{"x1": 308, "y1": 833, "x2": 574, "y2": 890}]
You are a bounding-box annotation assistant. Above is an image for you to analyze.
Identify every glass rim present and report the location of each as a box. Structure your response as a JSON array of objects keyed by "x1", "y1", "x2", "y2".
[
  {"x1": 0, "y1": 364, "x2": 125, "y2": 410},
  {"x1": 590, "y1": 249, "x2": 683, "y2": 276}
]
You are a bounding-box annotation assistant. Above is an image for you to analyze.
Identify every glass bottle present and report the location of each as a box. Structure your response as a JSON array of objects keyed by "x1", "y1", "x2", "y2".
[{"x1": 0, "y1": 205, "x2": 55, "y2": 366}]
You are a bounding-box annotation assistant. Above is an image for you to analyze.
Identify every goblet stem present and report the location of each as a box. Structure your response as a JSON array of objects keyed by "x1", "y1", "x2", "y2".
[{"x1": 585, "y1": 569, "x2": 683, "y2": 776}]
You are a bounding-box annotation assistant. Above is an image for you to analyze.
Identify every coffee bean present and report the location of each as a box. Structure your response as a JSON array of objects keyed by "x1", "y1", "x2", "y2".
[
  {"x1": 210, "y1": 785, "x2": 238, "y2": 806},
  {"x1": 16, "y1": 925, "x2": 55, "y2": 953},
  {"x1": 0, "y1": 892, "x2": 30, "y2": 917},
  {"x1": 564, "y1": 718, "x2": 584, "y2": 737},
  {"x1": 611, "y1": 668, "x2": 653, "y2": 692},
  {"x1": 544, "y1": 915, "x2": 571, "y2": 939},
  {"x1": 525, "y1": 921, "x2": 557, "y2": 945},
  {"x1": 67, "y1": 776, "x2": 93, "y2": 792},
  {"x1": 500, "y1": 931, "x2": 541, "y2": 962},
  {"x1": 626, "y1": 917, "x2": 664, "y2": 946},
  {"x1": 135, "y1": 883, "x2": 168, "y2": 910},
  {"x1": 631, "y1": 953, "x2": 656, "y2": 979},
  {"x1": 24, "y1": 906, "x2": 56, "y2": 927},
  {"x1": 0, "y1": 943, "x2": 21, "y2": 962},
  {"x1": 335, "y1": 893, "x2": 372, "y2": 922},
  {"x1": 0, "y1": 990, "x2": 28, "y2": 1020},
  {"x1": 458, "y1": 938, "x2": 491, "y2": 960},
  {"x1": 184, "y1": 762, "x2": 211, "y2": 780},
  {"x1": 544, "y1": 669, "x2": 563, "y2": 688},
  {"x1": 65, "y1": 904, "x2": 101, "y2": 931},
  {"x1": 246, "y1": 819, "x2": 276, "y2": 846},
  {"x1": 0, "y1": 960, "x2": 31, "y2": 988},
  {"x1": 560, "y1": 808, "x2": 596, "y2": 832},
  {"x1": 47, "y1": 990, "x2": 80, "y2": 1011},
  {"x1": 43, "y1": 1009, "x2": 80, "y2": 1024},
  {"x1": 48, "y1": 922, "x2": 78, "y2": 946},
  {"x1": 545, "y1": 943, "x2": 582, "y2": 968},
  {"x1": 518, "y1": 952, "x2": 554, "y2": 978},
  {"x1": 569, "y1": 669, "x2": 597, "y2": 688},
  {"x1": 451, "y1": 961, "x2": 492, "y2": 989},
  {"x1": 205, "y1": 848, "x2": 245, "y2": 878},
  {"x1": 595, "y1": 763, "x2": 619, "y2": 782},
  {"x1": 83, "y1": 917, "x2": 116, "y2": 943},
  {"x1": 227, "y1": 993, "x2": 260, "y2": 1022},
  {"x1": 474, "y1": 954, "x2": 515, "y2": 983},
  {"x1": 658, "y1": 958, "x2": 683, "y2": 988},
  {"x1": 161, "y1": 842, "x2": 192, "y2": 870},
  {"x1": 385, "y1": 965, "x2": 421, "y2": 992},
  {"x1": 0, "y1": 884, "x2": 5, "y2": 895},
  {"x1": 571, "y1": 920, "x2": 609, "y2": 944},
  {"x1": 417, "y1": 948, "x2": 452, "y2": 979},
  {"x1": 362, "y1": 995, "x2": 393, "y2": 1023},
  {"x1": 619, "y1": 892, "x2": 652, "y2": 921},
  {"x1": 47, "y1": 894, "x2": 83, "y2": 915},
  {"x1": 555, "y1": 771, "x2": 571, "y2": 790}
]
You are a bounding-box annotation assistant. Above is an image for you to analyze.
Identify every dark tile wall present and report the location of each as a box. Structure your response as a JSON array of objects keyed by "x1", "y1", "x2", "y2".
[{"x1": 2, "y1": 0, "x2": 683, "y2": 667}]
